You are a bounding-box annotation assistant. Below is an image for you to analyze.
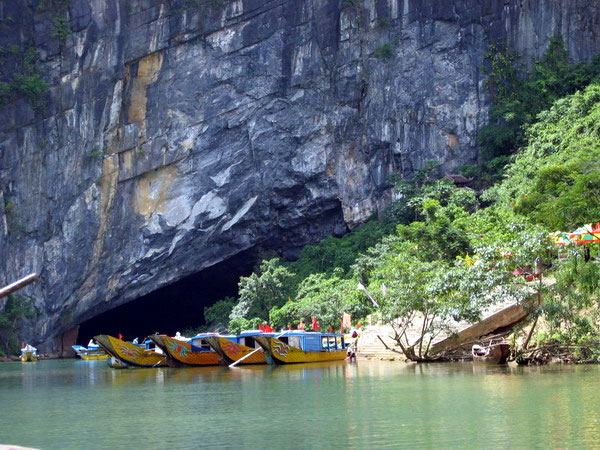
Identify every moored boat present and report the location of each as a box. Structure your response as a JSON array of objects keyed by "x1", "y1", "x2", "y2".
[
  {"x1": 20, "y1": 344, "x2": 39, "y2": 362},
  {"x1": 255, "y1": 331, "x2": 347, "y2": 364},
  {"x1": 72, "y1": 343, "x2": 109, "y2": 360},
  {"x1": 472, "y1": 343, "x2": 511, "y2": 364},
  {"x1": 94, "y1": 335, "x2": 167, "y2": 367},
  {"x1": 150, "y1": 334, "x2": 222, "y2": 366},
  {"x1": 205, "y1": 330, "x2": 272, "y2": 365}
]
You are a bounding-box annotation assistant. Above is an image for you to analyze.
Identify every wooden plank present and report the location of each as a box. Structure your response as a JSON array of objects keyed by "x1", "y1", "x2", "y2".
[
  {"x1": 0, "y1": 273, "x2": 38, "y2": 299},
  {"x1": 428, "y1": 298, "x2": 536, "y2": 356}
]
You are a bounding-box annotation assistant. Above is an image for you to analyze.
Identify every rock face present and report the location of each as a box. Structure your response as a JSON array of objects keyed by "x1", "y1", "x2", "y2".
[{"x1": 1, "y1": 0, "x2": 599, "y2": 350}]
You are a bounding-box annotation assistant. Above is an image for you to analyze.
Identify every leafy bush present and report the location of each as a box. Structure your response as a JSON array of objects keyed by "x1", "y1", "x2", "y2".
[
  {"x1": 374, "y1": 43, "x2": 394, "y2": 59},
  {"x1": 477, "y1": 37, "x2": 600, "y2": 184}
]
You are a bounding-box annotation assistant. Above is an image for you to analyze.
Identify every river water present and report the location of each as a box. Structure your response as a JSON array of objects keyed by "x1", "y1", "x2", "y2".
[{"x1": 0, "y1": 359, "x2": 598, "y2": 449}]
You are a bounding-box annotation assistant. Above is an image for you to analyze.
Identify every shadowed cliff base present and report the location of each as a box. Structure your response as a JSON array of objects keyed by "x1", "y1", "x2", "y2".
[{"x1": 76, "y1": 248, "x2": 260, "y2": 345}]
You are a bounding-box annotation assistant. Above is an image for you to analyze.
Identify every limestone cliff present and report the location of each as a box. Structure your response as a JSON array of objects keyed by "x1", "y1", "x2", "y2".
[{"x1": 0, "y1": 0, "x2": 599, "y2": 350}]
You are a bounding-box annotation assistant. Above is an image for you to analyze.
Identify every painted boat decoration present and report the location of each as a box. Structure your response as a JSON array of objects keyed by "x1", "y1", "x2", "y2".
[
  {"x1": 20, "y1": 344, "x2": 39, "y2": 362},
  {"x1": 72, "y1": 344, "x2": 109, "y2": 360},
  {"x1": 149, "y1": 334, "x2": 222, "y2": 366},
  {"x1": 255, "y1": 331, "x2": 347, "y2": 364},
  {"x1": 94, "y1": 335, "x2": 167, "y2": 368},
  {"x1": 205, "y1": 330, "x2": 272, "y2": 365},
  {"x1": 472, "y1": 343, "x2": 511, "y2": 364}
]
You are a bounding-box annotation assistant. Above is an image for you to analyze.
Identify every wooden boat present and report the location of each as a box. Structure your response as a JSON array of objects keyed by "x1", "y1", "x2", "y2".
[
  {"x1": 20, "y1": 344, "x2": 39, "y2": 362},
  {"x1": 149, "y1": 334, "x2": 222, "y2": 366},
  {"x1": 94, "y1": 335, "x2": 167, "y2": 367},
  {"x1": 72, "y1": 344, "x2": 109, "y2": 360},
  {"x1": 255, "y1": 331, "x2": 347, "y2": 364},
  {"x1": 205, "y1": 331, "x2": 271, "y2": 365},
  {"x1": 472, "y1": 343, "x2": 511, "y2": 364}
]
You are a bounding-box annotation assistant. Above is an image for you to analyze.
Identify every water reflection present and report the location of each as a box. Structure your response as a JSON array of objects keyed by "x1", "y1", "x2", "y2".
[{"x1": 0, "y1": 359, "x2": 598, "y2": 449}]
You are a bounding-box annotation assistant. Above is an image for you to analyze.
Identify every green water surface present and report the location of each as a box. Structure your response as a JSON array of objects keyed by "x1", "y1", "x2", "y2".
[{"x1": 0, "y1": 360, "x2": 598, "y2": 449}]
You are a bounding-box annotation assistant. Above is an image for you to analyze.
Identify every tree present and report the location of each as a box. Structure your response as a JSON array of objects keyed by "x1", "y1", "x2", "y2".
[
  {"x1": 269, "y1": 269, "x2": 371, "y2": 331},
  {"x1": 0, "y1": 295, "x2": 37, "y2": 356},
  {"x1": 204, "y1": 297, "x2": 236, "y2": 328},
  {"x1": 229, "y1": 258, "x2": 295, "y2": 323}
]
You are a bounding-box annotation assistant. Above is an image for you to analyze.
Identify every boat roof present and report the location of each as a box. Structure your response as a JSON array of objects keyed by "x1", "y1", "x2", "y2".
[
  {"x1": 276, "y1": 331, "x2": 344, "y2": 338},
  {"x1": 237, "y1": 330, "x2": 277, "y2": 337},
  {"x1": 190, "y1": 333, "x2": 231, "y2": 339}
]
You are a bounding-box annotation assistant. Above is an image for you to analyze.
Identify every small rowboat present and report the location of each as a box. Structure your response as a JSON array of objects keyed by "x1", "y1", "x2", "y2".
[
  {"x1": 472, "y1": 343, "x2": 511, "y2": 364},
  {"x1": 150, "y1": 334, "x2": 222, "y2": 366},
  {"x1": 255, "y1": 331, "x2": 347, "y2": 364},
  {"x1": 205, "y1": 330, "x2": 271, "y2": 365},
  {"x1": 94, "y1": 335, "x2": 167, "y2": 368}
]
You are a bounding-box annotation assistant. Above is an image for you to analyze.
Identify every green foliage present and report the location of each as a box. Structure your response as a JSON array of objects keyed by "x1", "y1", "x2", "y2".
[
  {"x1": 204, "y1": 297, "x2": 236, "y2": 327},
  {"x1": 13, "y1": 73, "x2": 48, "y2": 110},
  {"x1": 376, "y1": 17, "x2": 391, "y2": 29},
  {"x1": 0, "y1": 46, "x2": 47, "y2": 111},
  {"x1": 374, "y1": 43, "x2": 394, "y2": 59},
  {"x1": 287, "y1": 221, "x2": 393, "y2": 283},
  {"x1": 0, "y1": 82, "x2": 11, "y2": 104},
  {"x1": 229, "y1": 259, "x2": 295, "y2": 323},
  {"x1": 491, "y1": 82, "x2": 600, "y2": 230},
  {"x1": 0, "y1": 296, "x2": 38, "y2": 356},
  {"x1": 51, "y1": 15, "x2": 71, "y2": 44},
  {"x1": 342, "y1": 0, "x2": 360, "y2": 9},
  {"x1": 228, "y1": 317, "x2": 263, "y2": 335},
  {"x1": 269, "y1": 270, "x2": 370, "y2": 331},
  {"x1": 477, "y1": 37, "x2": 600, "y2": 184}
]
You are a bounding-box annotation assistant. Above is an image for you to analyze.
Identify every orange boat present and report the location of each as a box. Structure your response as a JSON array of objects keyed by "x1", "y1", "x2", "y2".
[
  {"x1": 255, "y1": 331, "x2": 347, "y2": 364},
  {"x1": 150, "y1": 334, "x2": 222, "y2": 366},
  {"x1": 205, "y1": 331, "x2": 272, "y2": 365},
  {"x1": 94, "y1": 335, "x2": 167, "y2": 367}
]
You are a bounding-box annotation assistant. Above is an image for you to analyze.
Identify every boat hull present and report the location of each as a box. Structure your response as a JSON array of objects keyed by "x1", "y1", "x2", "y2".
[
  {"x1": 472, "y1": 343, "x2": 511, "y2": 364},
  {"x1": 255, "y1": 336, "x2": 347, "y2": 364},
  {"x1": 150, "y1": 335, "x2": 221, "y2": 366},
  {"x1": 20, "y1": 351, "x2": 38, "y2": 362},
  {"x1": 79, "y1": 352, "x2": 109, "y2": 361},
  {"x1": 94, "y1": 335, "x2": 167, "y2": 367},
  {"x1": 205, "y1": 336, "x2": 267, "y2": 365}
]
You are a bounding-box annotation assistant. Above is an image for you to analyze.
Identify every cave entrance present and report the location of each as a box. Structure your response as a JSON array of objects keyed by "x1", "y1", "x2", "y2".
[{"x1": 76, "y1": 249, "x2": 259, "y2": 345}]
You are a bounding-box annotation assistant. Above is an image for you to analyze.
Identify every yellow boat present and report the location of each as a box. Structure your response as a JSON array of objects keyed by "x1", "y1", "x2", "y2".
[
  {"x1": 255, "y1": 331, "x2": 347, "y2": 364},
  {"x1": 94, "y1": 335, "x2": 167, "y2": 367},
  {"x1": 72, "y1": 344, "x2": 109, "y2": 360},
  {"x1": 205, "y1": 331, "x2": 270, "y2": 365},
  {"x1": 150, "y1": 334, "x2": 222, "y2": 366},
  {"x1": 20, "y1": 344, "x2": 39, "y2": 362}
]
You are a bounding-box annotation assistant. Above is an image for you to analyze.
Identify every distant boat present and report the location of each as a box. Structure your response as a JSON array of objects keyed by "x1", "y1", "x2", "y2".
[
  {"x1": 72, "y1": 344, "x2": 109, "y2": 360},
  {"x1": 149, "y1": 334, "x2": 223, "y2": 366},
  {"x1": 94, "y1": 335, "x2": 167, "y2": 368},
  {"x1": 255, "y1": 331, "x2": 347, "y2": 364},
  {"x1": 20, "y1": 344, "x2": 39, "y2": 362},
  {"x1": 205, "y1": 330, "x2": 272, "y2": 365},
  {"x1": 472, "y1": 343, "x2": 511, "y2": 364}
]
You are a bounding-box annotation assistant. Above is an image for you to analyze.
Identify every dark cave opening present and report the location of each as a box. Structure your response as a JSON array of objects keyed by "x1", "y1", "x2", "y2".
[{"x1": 76, "y1": 249, "x2": 259, "y2": 345}]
